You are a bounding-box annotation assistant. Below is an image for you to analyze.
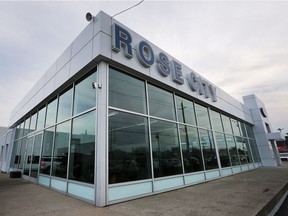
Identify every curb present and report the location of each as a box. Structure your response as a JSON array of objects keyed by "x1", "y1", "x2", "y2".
[{"x1": 256, "y1": 182, "x2": 288, "y2": 216}]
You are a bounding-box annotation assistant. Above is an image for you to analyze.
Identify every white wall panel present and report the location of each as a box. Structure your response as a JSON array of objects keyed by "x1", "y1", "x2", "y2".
[
  {"x1": 57, "y1": 45, "x2": 72, "y2": 72},
  {"x1": 71, "y1": 23, "x2": 94, "y2": 57},
  {"x1": 70, "y1": 40, "x2": 93, "y2": 78}
]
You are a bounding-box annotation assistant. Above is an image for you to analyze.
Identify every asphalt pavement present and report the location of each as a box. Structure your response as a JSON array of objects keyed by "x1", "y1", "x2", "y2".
[{"x1": 1, "y1": 162, "x2": 288, "y2": 216}]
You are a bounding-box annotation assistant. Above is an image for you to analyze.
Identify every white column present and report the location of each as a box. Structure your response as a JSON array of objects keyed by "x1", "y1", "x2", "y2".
[{"x1": 95, "y1": 61, "x2": 108, "y2": 206}]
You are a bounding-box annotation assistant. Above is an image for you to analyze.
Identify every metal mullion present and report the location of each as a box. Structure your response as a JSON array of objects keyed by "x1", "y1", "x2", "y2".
[
  {"x1": 174, "y1": 93, "x2": 186, "y2": 178},
  {"x1": 145, "y1": 80, "x2": 155, "y2": 190},
  {"x1": 208, "y1": 107, "x2": 222, "y2": 173},
  {"x1": 65, "y1": 119, "x2": 72, "y2": 192}
]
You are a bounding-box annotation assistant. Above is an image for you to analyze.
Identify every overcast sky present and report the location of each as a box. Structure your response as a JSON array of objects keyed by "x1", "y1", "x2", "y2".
[{"x1": 0, "y1": 1, "x2": 287, "y2": 134}]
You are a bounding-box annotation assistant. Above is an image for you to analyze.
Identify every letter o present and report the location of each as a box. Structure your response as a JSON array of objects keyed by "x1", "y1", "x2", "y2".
[{"x1": 136, "y1": 41, "x2": 155, "y2": 68}]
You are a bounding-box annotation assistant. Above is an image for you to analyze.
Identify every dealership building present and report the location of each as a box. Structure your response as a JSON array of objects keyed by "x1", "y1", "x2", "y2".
[{"x1": 0, "y1": 11, "x2": 285, "y2": 206}]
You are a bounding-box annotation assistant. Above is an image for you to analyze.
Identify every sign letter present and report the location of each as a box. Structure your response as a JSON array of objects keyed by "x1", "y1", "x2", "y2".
[
  {"x1": 112, "y1": 23, "x2": 133, "y2": 58},
  {"x1": 136, "y1": 41, "x2": 155, "y2": 67},
  {"x1": 170, "y1": 60, "x2": 184, "y2": 84},
  {"x1": 156, "y1": 52, "x2": 170, "y2": 77}
]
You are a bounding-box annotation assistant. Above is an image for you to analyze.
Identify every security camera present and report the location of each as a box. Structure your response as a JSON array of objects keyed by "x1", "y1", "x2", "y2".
[
  {"x1": 86, "y1": 12, "x2": 93, "y2": 22},
  {"x1": 92, "y1": 82, "x2": 97, "y2": 89}
]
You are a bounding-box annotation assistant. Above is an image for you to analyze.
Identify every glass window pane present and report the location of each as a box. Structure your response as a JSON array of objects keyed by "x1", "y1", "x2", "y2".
[
  {"x1": 221, "y1": 115, "x2": 233, "y2": 134},
  {"x1": 69, "y1": 111, "x2": 95, "y2": 184},
  {"x1": 73, "y1": 72, "x2": 96, "y2": 115},
  {"x1": 23, "y1": 118, "x2": 30, "y2": 137},
  {"x1": 195, "y1": 104, "x2": 210, "y2": 129},
  {"x1": 57, "y1": 87, "x2": 73, "y2": 122},
  {"x1": 109, "y1": 110, "x2": 151, "y2": 184},
  {"x1": 243, "y1": 138, "x2": 253, "y2": 163},
  {"x1": 12, "y1": 140, "x2": 22, "y2": 168},
  {"x1": 45, "y1": 98, "x2": 58, "y2": 127},
  {"x1": 176, "y1": 96, "x2": 196, "y2": 125},
  {"x1": 231, "y1": 119, "x2": 241, "y2": 136},
  {"x1": 151, "y1": 120, "x2": 182, "y2": 177},
  {"x1": 235, "y1": 136, "x2": 248, "y2": 164},
  {"x1": 109, "y1": 68, "x2": 147, "y2": 114},
  {"x1": 199, "y1": 129, "x2": 218, "y2": 170},
  {"x1": 15, "y1": 125, "x2": 21, "y2": 140},
  {"x1": 19, "y1": 138, "x2": 27, "y2": 169},
  {"x1": 249, "y1": 139, "x2": 260, "y2": 162},
  {"x1": 30, "y1": 133, "x2": 43, "y2": 178},
  {"x1": 148, "y1": 84, "x2": 176, "y2": 121},
  {"x1": 240, "y1": 122, "x2": 247, "y2": 137},
  {"x1": 37, "y1": 106, "x2": 46, "y2": 130},
  {"x1": 210, "y1": 110, "x2": 223, "y2": 132},
  {"x1": 40, "y1": 127, "x2": 55, "y2": 175},
  {"x1": 52, "y1": 121, "x2": 70, "y2": 178},
  {"x1": 23, "y1": 137, "x2": 33, "y2": 175},
  {"x1": 215, "y1": 133, "x2": 230, "y2": 168},
  {"x1": 225, "y1": 135, "x2": 240, "y2": 166},
  {"x1": 18, "y1": 122, "x2": 24, "y2": 138},
  {"x1": 30, "y1": 113, "x2": 37, "y2": 132},
  {"x1": 179, "y1": 125, "x2": 204, "y2": 173},
  {"x1": 246, "y1": 124, "x2": 255, "y2": 139}
]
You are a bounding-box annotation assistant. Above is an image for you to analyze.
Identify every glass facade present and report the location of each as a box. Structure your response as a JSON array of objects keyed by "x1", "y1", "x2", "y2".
[
  {"x1": 11, "y1": 69, "x2": 97, "y2": 186},
  {"x1": 10, "y1": 65, "x2": 261, "y2": 204},
  {"x1": 107, "y1": 67, "x2": 260, "y2": 185}
]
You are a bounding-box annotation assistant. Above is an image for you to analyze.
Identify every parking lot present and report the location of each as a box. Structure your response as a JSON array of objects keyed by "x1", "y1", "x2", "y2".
[{"x1": 1, "y1": 162, "x2": 288, "y2": 216}]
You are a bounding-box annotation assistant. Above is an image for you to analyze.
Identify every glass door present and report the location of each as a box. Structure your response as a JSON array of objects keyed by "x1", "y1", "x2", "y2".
[
  {"x1": 30, "y1": 133, "x2": 42, "y2": 178},
  {"x1": 23, "y1": 137, "x2": 33, "y2": 176},
  {"x1": 23, "y1": 133, "x2": 43, "y2": 179}
]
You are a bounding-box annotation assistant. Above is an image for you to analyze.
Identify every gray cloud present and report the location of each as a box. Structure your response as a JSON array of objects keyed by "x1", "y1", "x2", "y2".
[{"x1": 0, "y1": 1, "x2": 288, "y2": 133}]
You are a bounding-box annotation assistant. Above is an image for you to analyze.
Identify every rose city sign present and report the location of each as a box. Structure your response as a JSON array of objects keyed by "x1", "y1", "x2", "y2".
[{"x1": 111, "y1": 23, "x2": 217, "y2": 102}]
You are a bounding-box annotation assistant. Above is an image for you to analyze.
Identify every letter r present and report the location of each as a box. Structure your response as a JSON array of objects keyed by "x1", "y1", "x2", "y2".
[{"x1": 112, "y1": 23, "x2": 133, "y2": 59}]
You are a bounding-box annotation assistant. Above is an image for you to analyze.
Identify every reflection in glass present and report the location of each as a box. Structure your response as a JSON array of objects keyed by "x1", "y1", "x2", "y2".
[
  {"x1": 151, "y1": 120, "x2": 182, "y2": 177},
  {"x1": 18, "y1": 122, "x2": 24, "y2": 139},
  {"x1": 69, "y1": 111, "x2": 95, "y2": 184},
  {"x1": 176, "y1": 96, "x2": 196, "y2": 126},
  {"x1": 221, "y1": 115, "x2": 233, "y2": 134},
  {"x1": 231, "y1": 119, "x2": 241, "y2": 136},
  {"x1": 240, "y1": 122, "x2": 247, "y2": 137},
  {"x1": 19, "y1": 138, "x2": 27, "y2": 169},
  {"x1": 109, "y1": 110, "x2": 151, "y2": 184},
  {"x1": 57, "y1": 87, "x2": 73, "y2": 122},
  {"x1": 235, "y1": 136, "x2": 248, "y2": 164},
  {"x1": 198, "y1": 129, "x2": 218, "y2": 170},
  {"x1": 73, "y1": 72, "x2": 96, "y2": 115},
  {"x1": 15, "y1": 125, "x2": 21, "y2": 140},
  {"x1": 210, "y1": 110, "x2": 223, "y2": 132},
  {"x1": 12, "y1": 139, "x2": 22, "y2": 168},
  {"x1": 51, "y1": 121, "x2": 70, "y2": 178},
  {"x1": 45, "y1": 98, "x2": 58, "y2": 127},
  {"x1": 215, "y1": 133, "x2": 230, "y2": 167},
  {"x1": 179, "y1": 125, "x2": 204, "y2": 173},
  {"x1": 23, "y1": 118, "x2": 30, "y2": 137},
  {"x1": 30, "y1": 134, "x2": 42, "y2": 178},
  {"x1": 194, "y1": 104, "x2": 210, "y2": 129},
  {"x1": 109, "y1": 68, "x2": 147, "y2": 114},
  {"x1": 246, "y1": 124, "x2": 255, "y2": 139},
  {"x1": 30, "y1": 113, "x2": 37, "y2": 132},
  {"x1": 148, "y1": 84, "x2": 176, "y2": 121},
  {"x1": 249, "y1": 139, "x2": 260, "y2": 162},
  {"x1": 225, "y1": 135, "x2": 240, "y2": 166},
  {"x1": 23, "y1": 137, "x2": 33, "y2": 176},
  {"x1": 40, "y1": 127, "x2": 55, "y2": 175},
  {"x1": 37, "y1": 106, "x2": 46, "y2": 130},
  {"x1": 243, "y1": 138, "x2": 252, "y2": 163}
]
